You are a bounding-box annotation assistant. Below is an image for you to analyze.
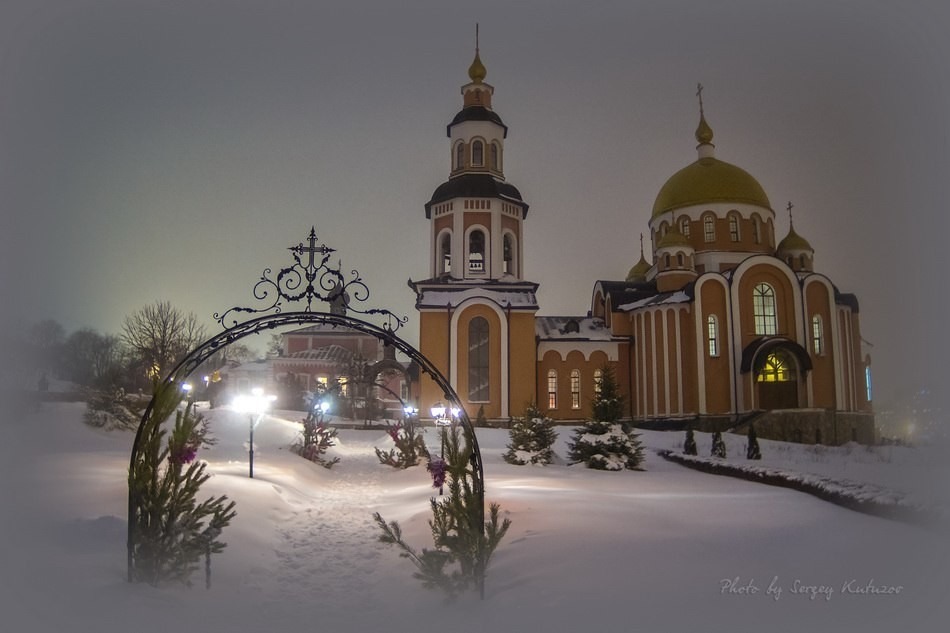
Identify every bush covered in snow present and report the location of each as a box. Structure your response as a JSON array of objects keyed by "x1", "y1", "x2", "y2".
[
  {"x1": 502, "y1": 404, "x2": 557, "y2": 465},
  {"x1": 291, "y1": 410, "x2": 340, "y2": 469},
  {"x1": 83, "y1": 388, "x2": 142, "y2": 430},
  {"x1": 567, "y1": 366, "x2": 644, "y2": 471},
  {"x1": 711, "y1": 431, "x2": 727, "y2": 459},
  {"x1": 375, "y1": 417, "x2": 429, "y2": 468}
]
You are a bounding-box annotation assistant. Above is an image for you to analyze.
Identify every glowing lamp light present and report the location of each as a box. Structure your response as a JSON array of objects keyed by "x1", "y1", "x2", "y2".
[
  {"x1": 404, "y1": 405, "x2": 417, "y2": 417},
  {"x1": 318, "y1": 400, "x2": 331, "y2": 415},
  {"x1": 231, "y1": 387, "x2": 276, "y2": 479},
  {"x1": 430, "y1": 402, "x2": 446, "y2": 419}
]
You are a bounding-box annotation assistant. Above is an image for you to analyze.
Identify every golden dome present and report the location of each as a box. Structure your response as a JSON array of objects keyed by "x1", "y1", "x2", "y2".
[
  {"x1": 468, "y1": 50, "x2": 487, "y2": 83},
  {"x1": 652, "y1": 157, "x2": 772, "y2": 218},
  {"x1": 777, "y1": 225, "x2": 813, "y2": 253},
  {"x1": 626, "y1": 254, "x2": 651, "y2": 282}
]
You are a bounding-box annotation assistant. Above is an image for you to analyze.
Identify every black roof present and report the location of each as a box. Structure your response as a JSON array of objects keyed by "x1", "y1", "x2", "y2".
[
  {"x1": 447, "y1": 106, "x2": 507, "y2": 137},
  {"x1": 425, "y1": 173, "x2": 528, "y2": 218}
]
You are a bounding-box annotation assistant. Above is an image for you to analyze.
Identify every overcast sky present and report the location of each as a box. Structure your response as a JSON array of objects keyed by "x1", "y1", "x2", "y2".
[{"x1": 2, "y1": 0, "x2": 948, "y2": 406}]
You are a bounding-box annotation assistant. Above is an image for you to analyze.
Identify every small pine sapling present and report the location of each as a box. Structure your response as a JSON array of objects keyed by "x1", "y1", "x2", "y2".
[
  {"x1": 566, "y1": 366, "x2": 644, "y2": 470},
  {"x1": 746, "y1": 424, "x2": 762, "y2": 460},
  {"x1": 711, "y1": 430, "x2": 727, "y2": 459},
  {"x1": 376, "y1": 416, "x2": 430, "y2": 468},
  {"x1": 291, "y1": 408, "x2": 340, "y2": 468},
  {"x1": 683, "y1": 427, "x2": 698, "y2": 455},
  {"x1": 503, "y1": 403, "x2": 557, "y2": 465}
]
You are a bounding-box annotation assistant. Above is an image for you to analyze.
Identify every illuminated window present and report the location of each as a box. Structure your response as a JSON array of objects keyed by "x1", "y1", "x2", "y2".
[
  {"x1": 472, "y1": 140, "x2": 484, "y2": 166},
  {"x1": 547, "y1": 369, "x2": 558, "y2": 409},
  {"x1": 680, "y1": 218, "x2": 690, "y2": 237},
  {"x1": 455, "y1": 142, "x2": 464, "y2": 170},
  {"x1": 752, "y1": 283, "x2": 777, "y2": 335},
  {"x1": 468, "y1": 230, "x2": 485, "y2": 273},
  {"x1": 570, "y1": 369, "x2": 581, "y2": 409},
  {"x1": 811, "y1": 315, "x2": 824, "y2": 355},
  {"x1": 729, "y1": 214, "x2": 740, "y2": 241},
  {"x1": 756, "y1": 350, "x2": 795, "y2": 382},
  {"x1": 468, "y1": 317, "x2": 489, "y2": 401},
  {"x1": 593, "y1": 369, "x2": 603, "y2": 395},
  {"x1": 865, "y1": 366, "x2": 873, "y2": 402},
  {"x1": 704, "y1": 215, "x2": 716, "y2": 242},
  {"x1": 707, "y1": 315, "x2": 719, "y2": 357}
]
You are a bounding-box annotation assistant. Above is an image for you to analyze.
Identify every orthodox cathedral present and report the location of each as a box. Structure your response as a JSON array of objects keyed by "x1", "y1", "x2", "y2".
[{"x1": 409, "y1": 45, "x2": 874, "y2": 444}]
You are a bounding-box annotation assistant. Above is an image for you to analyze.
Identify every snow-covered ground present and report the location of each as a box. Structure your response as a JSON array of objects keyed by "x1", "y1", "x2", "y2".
[{"x1": 1, "y1": 403, "x2": 947, "y2": 633}]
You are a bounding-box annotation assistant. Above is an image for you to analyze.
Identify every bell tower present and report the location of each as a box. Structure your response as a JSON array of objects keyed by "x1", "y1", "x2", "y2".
[{"x1": 411, "y1": 34, "x2": 539, "y2": 421}]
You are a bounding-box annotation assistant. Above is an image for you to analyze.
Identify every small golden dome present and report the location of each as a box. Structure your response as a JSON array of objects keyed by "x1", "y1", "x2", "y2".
[
  {"x1": 777, "y1": 226, "x2": 814, "y2": 253},
  {"x1": 695, "y1": 112, "x2": 714, "y2": 145},
  {"x1": 657, "y1": 224, "x2": 692, "y2": 249},
  {"x1": 626, "y1": 254, "x2": 651, "y2": 282},
  {"x1": 468, "y1": 51, "x2": 487, "y2": 83}
]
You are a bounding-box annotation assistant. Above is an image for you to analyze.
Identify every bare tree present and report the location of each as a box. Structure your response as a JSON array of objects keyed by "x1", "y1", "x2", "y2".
[
  {"x1": 62, "y1": 328, "x2": 124, "y2": 388},
  {"x1": 121, "y1": 301, "x2": 207, "y2": 382}
]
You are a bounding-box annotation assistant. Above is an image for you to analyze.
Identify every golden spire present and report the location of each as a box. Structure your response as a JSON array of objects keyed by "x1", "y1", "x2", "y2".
[
  {"x1": 695, "y1": 83, "x2": 714, "y2": 145},
  {"x1": 468, "y1": 23, "x2": 487, "y2": 83}
]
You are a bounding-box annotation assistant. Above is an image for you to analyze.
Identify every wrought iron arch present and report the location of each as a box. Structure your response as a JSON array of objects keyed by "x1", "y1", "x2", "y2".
[{"x1": 127, "y1": 228, "x2": 484, "y2": 583}]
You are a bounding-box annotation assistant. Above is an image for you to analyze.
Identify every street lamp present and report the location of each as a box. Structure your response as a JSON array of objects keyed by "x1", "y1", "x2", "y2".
[
  {"x1": 232, "y1": 387, "x2": 276, "y2": 479},
  {"x1": 429, "y1": 402, "x2": 460, "y2": 495}
]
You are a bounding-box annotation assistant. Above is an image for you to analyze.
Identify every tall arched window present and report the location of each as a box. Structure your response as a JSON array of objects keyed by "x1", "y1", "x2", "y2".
[
  {"x1": 547, "y1": 369, "x2": 558, "y2": 409},
  {"x1": 490, "y1": 142, "x2": 499, "y2": 170},
  {"x1": 468, "y1": 230, "x2": 485, "y2": 273},
  {"x1": 439, "y1": 232, "x2": 451, "y2": 275},
  {"x1": 455, "y1": 142, "x2": 465, "y2": 170},
  {"x1": 707, "y1": 315, "x2": 719, "y2": 357},
  {"x1": 704, "y1": 215, "x2": 716, "y2": 242},
  {"x1": 503, "y1": 233, "x2": 514, "y2": 275},
  {"x1": 729, "y1": 214, "x2": 740, "y2": 242},
  {"x1": 753, "y1": 283, "x2": 777, "y2": 335},
  {"x1": 680, "y1": 217, "x2": 690, "y2": 237},
  {"x1": 570, "y1": 369, "x2": 581, "y2": 409},
  {"x1": 472, "y1": 140, "x2": 484, "y2": 166},
  {"x1": 677, "y1": 253, "x2": 684, "y2": 267},
  {"x1": 811, "y1": 315, "x2": 824, "y2": 355},
  {"x1": 664, "y1": 253, "x2": 671, "y2": 268},
  {"x1": 468, "y1": 317, "x2": 490, "y2": 402},
  {"x1": 752, "y1": 216, "x2": 761, "y2": 244}
]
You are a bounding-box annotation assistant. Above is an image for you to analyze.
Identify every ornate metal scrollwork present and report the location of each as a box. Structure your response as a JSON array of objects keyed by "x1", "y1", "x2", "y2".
[{"x1": 213, "y1": 227, "x2": 408, "y2": 333}]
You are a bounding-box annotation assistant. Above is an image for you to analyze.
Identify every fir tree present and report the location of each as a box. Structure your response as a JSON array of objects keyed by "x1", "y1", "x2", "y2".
[
  {"x1": 376, "y1": 415, "x2": 430, "y2": 468},
  {"x1": 291, "y1": 407, "x2": 340, "y2": 468},
  {"x1": 746, "y1": 424, "x2": 762, "y2": 460},
  {"x1": 503, "y1": 404, "x2": 558, "y2": 465},
  {"x1": 374, "y1": 423, "x2": 511, "y2": 599},
  {"x1": 711, "y1": 430, "x2": 727, "y2": 459},
  {"x1": 683, "y1": 427, "x2": 698, "y2": 455},
  {"x1": 566, "y1": 366, "x2": 644, "y2": 470},
  {"x1": 128, "y1": 382, "x2": 236, "y2": 586}
]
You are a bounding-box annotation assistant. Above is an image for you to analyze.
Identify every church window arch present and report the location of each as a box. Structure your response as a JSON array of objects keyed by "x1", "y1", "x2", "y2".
[
  {"x1": 703, "y1": 214, "x2": 716, "y2": 242},
  {"x1": 664, "y1": 253, "x2": 671, "y2": 268},
  {"x1": 490, "y1": 141, "x2": 500, "y2": 171},
  {"x1": 729, "y1": 213, "x2": 740, "y2": 242},
  {"x1": 570, "y1": 369, "x2": 581, "y2": 409},
  {"x1": 680, "y1": 217, "x2": 690, "y2": 237},
  {"x1": 799, "y1": 254, "x2": 807, "y2": 269},
  {"x1": 812, "y1": 314, "x2": 824, "y2": 355},
  {"x1": 751, "y1": 215, "x2": 761, "y2": 244},
  {"x1": 454, "y1": 141, "x2": 465, "y2": 170},
  {"x1": 756, "y1": 349, "x2": 795, "y2": 382},
  {"x1": 707, "y1": 314, "x2": 720, "y2": 357},
  {"x1": 677, "y1": 253, "x2": 684, "y2": 268},
  {"x1": 547, "y1": 369, "x2": 558, "y2": 409},
  {"x1": 752, "y1": 283, "x2": 778, "y2": 335},
  {"x1": 468, "y1": 317, "x2": 490, "y2": 402},
  {"x1": 438, "y1": 230, "x2": 452, "y2": 275},
  {"x1": 472, "y1": 140, "x2": 484, "y2": 167},
  {"x1": 467, "y1": 229, "x2": 486, "y2": 273},
  {"x1": 503, "y1": 232, "x2": 516, "y2": 275}
]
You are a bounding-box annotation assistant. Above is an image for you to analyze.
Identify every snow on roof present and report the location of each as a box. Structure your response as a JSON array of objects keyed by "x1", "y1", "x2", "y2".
[
  {"x1": 284, "y1": 344, "x2": 354, "y2": 363},
  {"x1": 416, "y1": 287, "x2": 538, "y2": 309},
  {"x1": 535, "y1": 316, "x2": 614, "y2": 341},
  {"x1": 618, "y1": 290, "x2": 691, "y2": 311}
]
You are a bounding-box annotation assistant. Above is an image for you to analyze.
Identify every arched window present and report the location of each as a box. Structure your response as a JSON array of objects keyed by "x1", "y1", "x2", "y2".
[
  {"x1": 472, "y1": 140, "x2": 484, "y2": 166},
  {"x1": 752, "y1": 216, "x2": 761, "y2": 244},
  {"x1": 503, "y1": 233, "x2": 514, "y2": 275},
  {"x1": 660, "y1": 222, "x2": 669, "y2": 237},
  {"x1": 729, "y1": 214, "x2": 740, "y2": 242},
  {"x1": 570, "y1": 369, "x2": 581, "y2": 409},
  {"x1": 677, "y1": 253, "x2": 684, "y2": 267},
  {"x1": 757, "y1": 350, "x2": 795, "y2": 382},
  {"x1": 752, "y1": 283, "x2": 778, "y2": 335},
  {"x1": 593, "y1": 369, "x2": 603, "y2": 395},
  {"x1": 664, "y1": 253, "x2": 671, "y2": 268},
  {"x1": 468, "y1": 230, "x2": 485, "y2": 273},
  {"x1": 455, "y1": 142, "x2": 465, "y2": 170},
  {"x1": 547, "y1": 369, "x2": 558, "y2": 409},
  {"x1": 490, "y1": 142, "x2": 500, "y2": 170},
  {"x1": 704, "y1": 215, "x2": 716, "y2": 242},
  {"x1": 707, "y1": 315, "x2": 719, "y2": 357},
  {"x1": 811, "y1": 315, "x2": 824, "y2": 355},
  {"x1": 439, "y1": 232, "x2": 451, "y2": 275},
  {"x1": 799, "y1": 254, "x2": 807, "y2": 269},
  {"x1": 468, "y1": 317, "x2": 490, "y2": 402},
  {"x1": 680, "y1": 217, "x2": 690, "y2": 237}
]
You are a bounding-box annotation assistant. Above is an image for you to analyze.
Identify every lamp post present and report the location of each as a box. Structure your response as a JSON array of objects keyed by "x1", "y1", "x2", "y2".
[
  {"x1": 232, "y1": 388, "x2": 276, "y2": 479},
  {"x1": 429, "y1": 402, "x2": 459, "y2": 495}
]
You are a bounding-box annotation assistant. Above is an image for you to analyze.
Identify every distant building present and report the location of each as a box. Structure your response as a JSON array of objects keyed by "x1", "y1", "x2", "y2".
[{"x1": 409, "y1": 46, "x2": 874, "y2": 444}]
